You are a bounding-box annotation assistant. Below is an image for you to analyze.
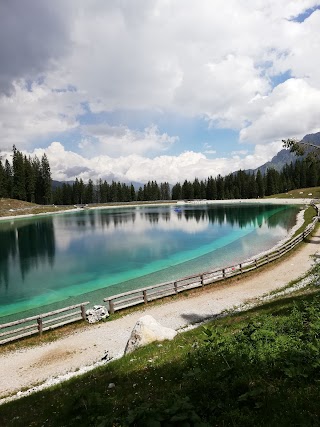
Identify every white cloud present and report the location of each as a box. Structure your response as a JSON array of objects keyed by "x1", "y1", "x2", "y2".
[
  {"x1": 24, "y1": 141, "x2": 280, "y2": 184},
  {"x1": 80, "y1": 124, "x2": 178, "y2": 156},
  {"x1": 1, "y1": 1, "x2": 320, "y2": 165},
  {"x1": 0, "y1": 81, "x2": 84, "y2": 149},
  {"x1": 240, "y1": 79, "x2": 320, "y2": 143}
]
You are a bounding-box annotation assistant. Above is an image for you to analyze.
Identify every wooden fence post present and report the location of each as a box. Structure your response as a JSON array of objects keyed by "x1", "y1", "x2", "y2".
[
  {"x1": 222, "y1": 269, "x2": 225, "y2": 279},
  {"x1": 109, "y1": 300, "x2": 115, "y2": 315},
  {"x1": 37, "y1": 317, "x2": 43, "y2": 337},
  {"x1": 174, "y1": 281, "x2": 178, "y2": 294},
  {"x1": 201, "y1": 275, "x2": 204, "y2": 289},
  {"x1": 255, "y1": 259, "x2": 257, "y2": 268},
  {"x1": 143, "y1": 290, "x2": 148, "y2": 304},
  {"x1": 239, "y1": 263, "x2": 242, "y2": 274},
  {"x1": 80, "y1": 304, "x2": 86, "y2": 320}
]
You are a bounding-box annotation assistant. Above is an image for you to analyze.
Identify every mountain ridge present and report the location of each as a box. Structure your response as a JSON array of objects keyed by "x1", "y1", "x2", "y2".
[{"x1": 244, "y1": 132, "x2": 320, "y2": 175}]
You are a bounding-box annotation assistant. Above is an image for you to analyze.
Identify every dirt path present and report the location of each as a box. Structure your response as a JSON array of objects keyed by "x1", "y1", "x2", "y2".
[{"x1": 1, "y1": 226, "x2": 319, "y2": 401}]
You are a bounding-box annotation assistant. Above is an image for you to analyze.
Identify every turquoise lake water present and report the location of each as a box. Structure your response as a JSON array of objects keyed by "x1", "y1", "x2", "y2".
[{"x1": 0, "y1": 203, "x2": 299, "y2": 321}]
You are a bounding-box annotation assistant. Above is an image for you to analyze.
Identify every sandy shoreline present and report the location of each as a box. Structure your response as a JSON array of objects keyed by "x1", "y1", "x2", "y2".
[{"x1": 0, "y1": 198, "x2": 318, "y2": 404}]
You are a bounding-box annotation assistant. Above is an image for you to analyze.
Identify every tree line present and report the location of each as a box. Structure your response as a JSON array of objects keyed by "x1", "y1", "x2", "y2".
[
  {"x1": 1, "y1": 146, "x2": 319, "y2": 205},
  {"x1": 0, "y1": 146, "x2": 51, "y2": 204},
  {"x1": 52, "y1": 159, "x2": 319, "y2": 205}
]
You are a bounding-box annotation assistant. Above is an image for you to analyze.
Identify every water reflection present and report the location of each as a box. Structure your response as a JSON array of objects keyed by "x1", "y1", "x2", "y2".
[
  {"x1": 0, "y1": 218, "x2": 55, "y2": 287},
  {"x1": 0, "y1": 205, "x2": 297, "y2": 289},
  {"x1": 64, "y1": 204, "x2": 294, "y2": 231}
]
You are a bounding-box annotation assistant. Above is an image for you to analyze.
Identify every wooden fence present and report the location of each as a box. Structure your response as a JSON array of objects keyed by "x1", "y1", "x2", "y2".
[
  {"x1": 104, "y1": 217, "x2": 318, "y2": 314},
  {"x1": 0, "y1": 302, "x2": 89, "y2": 345}
]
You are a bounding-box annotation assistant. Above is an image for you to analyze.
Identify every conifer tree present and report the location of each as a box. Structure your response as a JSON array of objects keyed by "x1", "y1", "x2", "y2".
[
  {"x1": 12, "y1": 146, "x2": 26, "y2": 200},
  {"x1": 256, "y1": 170, "x2": 264, "y2": 198},
  {"x1": 0, "y1": 160, "x2": 5, "y2": 197},
  {"x1": 40, "y1": 153, "x2": 52, "y2": 204}
]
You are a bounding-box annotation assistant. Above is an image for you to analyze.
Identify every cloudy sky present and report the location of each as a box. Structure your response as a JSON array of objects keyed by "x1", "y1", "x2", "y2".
[{"x1": 1, "y1": 0, "x2": 320, "y2": 184}]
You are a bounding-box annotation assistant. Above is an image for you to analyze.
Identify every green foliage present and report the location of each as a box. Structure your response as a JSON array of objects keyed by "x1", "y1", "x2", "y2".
[
  {"x1": 126, "y1": 397, "x2": 208, "y2": 426},
  {"x1": 2, "y1": 293, "x2": 320, "y2": 426}
]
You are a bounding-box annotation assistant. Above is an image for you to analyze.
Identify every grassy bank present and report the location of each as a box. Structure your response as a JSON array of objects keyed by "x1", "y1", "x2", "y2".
[
  {"x1": 1, "y1": 285, "x2": 320, "y2": 426},
  {"x1": 266, "y1": 186, "x2": 320, "y2": 199}
]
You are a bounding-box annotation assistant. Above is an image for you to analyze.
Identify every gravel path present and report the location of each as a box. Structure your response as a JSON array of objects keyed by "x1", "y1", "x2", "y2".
[{"x1": 1, "y1": 223, "x2": 319, "y2": 402}]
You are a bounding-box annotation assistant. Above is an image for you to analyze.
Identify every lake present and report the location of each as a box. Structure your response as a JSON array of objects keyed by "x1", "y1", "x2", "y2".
[{"x1": 0, "y1": 203, "x2": 300, "y2": 321}]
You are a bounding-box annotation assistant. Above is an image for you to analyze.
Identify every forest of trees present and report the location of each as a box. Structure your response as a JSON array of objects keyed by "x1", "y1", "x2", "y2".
[
  {"x1": 0, "y1": 146, "x2": 319, "y2": 205},
  {"x1": 0, "y1": 146, "x2": 51, "y2": 204}
]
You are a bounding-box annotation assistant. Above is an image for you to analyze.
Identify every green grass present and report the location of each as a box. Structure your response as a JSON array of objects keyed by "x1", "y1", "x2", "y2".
[
  {"x1": 2, "y1": 288, "x2": 320, "y2": 426},
  {"x1": 266, "y1": 186, "x2": 320, "y2": 199},
  {"x1": 291, "y1": 205, "x2": 318, "y2": 238}
]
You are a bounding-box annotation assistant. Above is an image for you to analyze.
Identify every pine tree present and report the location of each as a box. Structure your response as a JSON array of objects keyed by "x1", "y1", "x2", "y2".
[
  {"x1": 256, "y1": 170, "x2": 264, "y2": 198},
  {"x1": 12, "y1": 146, "x2": 26, "y2": 200},
  {"x1": 40, "y1": 154, "x2": 52, "y2": 204},
  {"x1": 85, "y1": 179, "x2": 94, "y2": 204},
  {"x1": 0, "y1": 159, "x2": 5, "y2": 197},
  {"x1": 4, "y1": 160, "x2": 12, "y2": 198},
  {"x1": 171, "y1": 183, "x2": 182, "y2": 200},
  {"x1": 24, "y1": 155, "x2": 36, "y2": 203}
]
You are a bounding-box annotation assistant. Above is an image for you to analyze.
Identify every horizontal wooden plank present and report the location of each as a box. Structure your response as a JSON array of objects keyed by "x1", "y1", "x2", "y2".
[
  {"x1": 40, "y1": 302, "x2": 89, "y2": 319},
  {"x1": 113, "y1": 295, "x2": 144, "y2": 306},
  {"x1": 42, "y1": 311, "x2": 82, "y2": 326},
  {"x1": 148, "y1": 286, "x2": 176, "y2": 296},
  {"x1": 0, "y1": 315, "x2": 41, "y2": 329},
  {"x1": 42, "y1": 316, "x2": 83, "y2": 332},
  {"x1": 177, "y1": 281, "x2": 202, "y2": 291},
  {"x1": 148, "y1": 289, "x2": 177, "y2": 301},
  {"x1": 0, "y1": 329, "x2": 38, "y2": 345},
  {"x1": 104, "y1": 281, "x2": 175, "y2": 301},
  {"x1": 113, "y1": 300, "x2": 145, "y2": 312},
  {"x1": 0, "y1": 301, "x2": 89, "y2": 329},
  {"x1": 0, "y1": 322, "x2": 37, "y2": 338}
]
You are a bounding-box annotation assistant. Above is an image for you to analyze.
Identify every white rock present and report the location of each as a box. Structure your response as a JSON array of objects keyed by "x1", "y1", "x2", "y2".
[
  {"x1": 124, "y1": 315, "x2": 177, "y2": 354},
  {"x1": 86, "y1": 305, "x2": 109, "y2": 323}
]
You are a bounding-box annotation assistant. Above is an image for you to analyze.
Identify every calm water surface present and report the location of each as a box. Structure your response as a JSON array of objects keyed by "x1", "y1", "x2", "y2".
[{"x1": 0, "y1": 203, "x2": 299, "y2": 320}]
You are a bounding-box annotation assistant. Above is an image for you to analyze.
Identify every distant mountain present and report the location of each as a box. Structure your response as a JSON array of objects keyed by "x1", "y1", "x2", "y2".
[
  {"x1": 52, "y1": 180, "x2": 74, "y2": 189},
  {"x1": 51, "y1": 179, "x2": 144, "y2": 190},
  {"x1": 245, "y1": 132, "x2": 320, "y2": 175}
]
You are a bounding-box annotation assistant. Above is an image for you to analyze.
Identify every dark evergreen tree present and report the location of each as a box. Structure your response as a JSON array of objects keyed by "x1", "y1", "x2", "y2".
[
  {"x1": 206, "y1": 176, "x2": 217, "y2": 200},
  {"x1": 85, "y1": 179, "x2": 94, "y2": 204},
  {"x1": 24, "y1": 155, "x2": 36, "y2": 203},
  {"x1": 0, "y1": 160, "x2": 5, "y2": 197},
  {"x1": 4, "y1": 160, "x2": 13, "y2": 198},
  {"x1": 256, "y1": 170, "x2": 264, "y2": 198},
  {"x1": 171, "y1": 182, "x2": 182, "y2": 200},
  {"x1": 130, "y1": 184, "x2": 136, "y2": 202},
  {"x1": 12, "y1": 146, "x2": 26, "y2": 200},
  {"x1": 216, "y1": 175, "x2": 224, "y2": 200},
  {"x1": 40, "y1": 153, "x2": 52, "y2": 204}
]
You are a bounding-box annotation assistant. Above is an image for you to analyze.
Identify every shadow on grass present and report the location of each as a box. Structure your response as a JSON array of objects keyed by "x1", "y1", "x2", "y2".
[{"x1": 1, "y1": 291, "x2": 320, "y2": 426}]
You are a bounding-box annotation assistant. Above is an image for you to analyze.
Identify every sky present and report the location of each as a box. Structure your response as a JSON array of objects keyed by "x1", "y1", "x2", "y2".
[{"x1": 0, "y1": 0, "x2": 320, "y2": 184}]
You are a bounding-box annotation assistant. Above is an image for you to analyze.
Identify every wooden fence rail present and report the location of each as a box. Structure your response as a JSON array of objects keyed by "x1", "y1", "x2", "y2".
[
  {"x1": 0, "y1": 302, "x2": 89, "y2": 345},
  {"x1": 104, "y1": 217, "x2": 318, "y2": 314}
]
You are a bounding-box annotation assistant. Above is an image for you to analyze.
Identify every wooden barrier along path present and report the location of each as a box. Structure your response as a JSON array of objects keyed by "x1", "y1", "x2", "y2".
[
  {"x1": 0, "y1": 302, "x2": 89, "y2": 345},
  {"x1": 104, "y1": 217, "x2": 319, "y2": 314}
]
